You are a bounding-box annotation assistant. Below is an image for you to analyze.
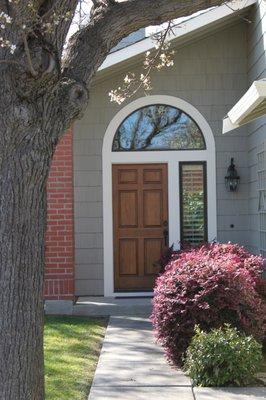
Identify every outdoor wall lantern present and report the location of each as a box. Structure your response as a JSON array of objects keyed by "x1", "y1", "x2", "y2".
[{"x1": 225, "y1": 158, "x2": 240, "y2": 192}]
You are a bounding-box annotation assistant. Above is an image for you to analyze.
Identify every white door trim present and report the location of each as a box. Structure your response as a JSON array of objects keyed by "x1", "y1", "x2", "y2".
[{"x1": 102, "y1": 95, "x2": 217, "y2": 297}]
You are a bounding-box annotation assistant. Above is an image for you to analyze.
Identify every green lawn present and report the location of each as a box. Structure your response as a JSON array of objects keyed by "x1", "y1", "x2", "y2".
[{"x1": 44, "y1": 316, "x2": 107, "y2": 400}]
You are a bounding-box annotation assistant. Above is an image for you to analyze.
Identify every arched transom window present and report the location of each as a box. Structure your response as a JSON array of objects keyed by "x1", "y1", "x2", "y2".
[{"x1": 112, "y1": 104, "x2": 206, "y2": 151}]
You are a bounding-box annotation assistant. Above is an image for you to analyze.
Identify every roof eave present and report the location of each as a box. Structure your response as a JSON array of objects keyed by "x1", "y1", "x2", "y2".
[
  {"x1": 98, "y1": 0, "x2": 256, "y2": 74},
  {"x1": 223, "y1": 80, "x2": 266, "y2": 134}
]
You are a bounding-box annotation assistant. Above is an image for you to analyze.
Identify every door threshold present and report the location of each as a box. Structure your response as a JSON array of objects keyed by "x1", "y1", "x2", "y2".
[{"x1": 114, "y1": 292, "x2": 154, "y2": 298}]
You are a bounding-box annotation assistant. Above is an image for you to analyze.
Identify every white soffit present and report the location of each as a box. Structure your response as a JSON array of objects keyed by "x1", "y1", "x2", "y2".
[
  {"x1": 223, "y1": 80, "x2": 266, "y2": 134},
  {"x1": 98, "y1": 0, "x2": 256, "y2": 72}
]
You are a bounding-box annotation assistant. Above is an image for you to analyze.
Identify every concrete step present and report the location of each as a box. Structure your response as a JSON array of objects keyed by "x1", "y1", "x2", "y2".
[{"x1": 73, "y1": 296, "x2": 153, "y2": 317}]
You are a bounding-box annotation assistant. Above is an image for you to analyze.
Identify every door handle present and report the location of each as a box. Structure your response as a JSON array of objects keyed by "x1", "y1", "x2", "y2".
[{"x1": 163, "y1": 228, "x2": 169, "y2": 246}]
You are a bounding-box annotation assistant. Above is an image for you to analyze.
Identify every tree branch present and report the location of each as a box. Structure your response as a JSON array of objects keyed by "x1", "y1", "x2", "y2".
[
  {"x1": 62, "y1": 0, "x2": 226, "y2": 85},
  {"x1": 22, "y1": 30, "x2": 38, "y2": 77},
  {"x1": 39, "y1": 0, "x2": 78, "y2": 56},
  {"x1": 111, "y1": 21, "x2": 174, "y2": 103}
]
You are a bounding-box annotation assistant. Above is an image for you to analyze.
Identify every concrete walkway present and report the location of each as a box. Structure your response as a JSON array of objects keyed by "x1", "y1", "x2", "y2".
[
  {"x1": 89, "y1": 316, "x2": 193, "y2": 399},
  {"x1": 89, "y1": 315, "x2": 266, "y2": 400}
]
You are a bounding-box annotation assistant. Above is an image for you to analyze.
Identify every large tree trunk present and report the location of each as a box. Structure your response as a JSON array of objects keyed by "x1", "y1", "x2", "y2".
[
  {"x1": 0, "y1": 116, "x2": 53, "y2": 399},
  {"x1": 0, "y1": 34, "x2": 88, "y2": 398}
]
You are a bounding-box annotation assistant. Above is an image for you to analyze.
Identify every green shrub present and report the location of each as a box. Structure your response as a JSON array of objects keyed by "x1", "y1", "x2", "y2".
[
  {"x1": 151, "y1": 243, "x2": 265, "y2": 366},
  {"x1": 184, "y1": 324, "x2": 262, "y2": 387}
]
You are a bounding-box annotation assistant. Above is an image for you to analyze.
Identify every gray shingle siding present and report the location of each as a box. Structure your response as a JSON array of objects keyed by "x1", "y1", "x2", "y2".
[
  {"x1": 74, "y1": 21, "x2": 252, "y2": 296},
  {"x1": 247, "y1": 0, "x2": 266, "y2": 254}
]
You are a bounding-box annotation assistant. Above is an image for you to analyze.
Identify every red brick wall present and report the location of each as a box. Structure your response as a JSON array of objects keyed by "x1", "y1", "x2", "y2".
[{"x1": 44, "y1": 129, "x2": 75, "y2": 301}]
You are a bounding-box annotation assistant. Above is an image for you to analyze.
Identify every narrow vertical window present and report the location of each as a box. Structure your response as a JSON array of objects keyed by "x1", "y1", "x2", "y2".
[{"x1": 180, "y1": 162, "x2": 207, "y2": 245}]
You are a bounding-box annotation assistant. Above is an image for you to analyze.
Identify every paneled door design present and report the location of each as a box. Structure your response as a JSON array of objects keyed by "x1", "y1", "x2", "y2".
[{"x1": 112, "y1": 164, "x2": 168, "y2": 291}]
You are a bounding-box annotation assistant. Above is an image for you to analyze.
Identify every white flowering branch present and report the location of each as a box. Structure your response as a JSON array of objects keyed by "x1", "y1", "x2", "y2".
[
  {"x1": 0, "y1": 10, "x2": 16, "y2": 54},
  {"x1": 0, "y1": 1, "x2": 228, "y2": 82},
  {"x1": 0, "y1": 0, "x2": 76, "y2": 75},
  {"x1": 109, "y1": 21, "x2": 175, "y2": 105}
]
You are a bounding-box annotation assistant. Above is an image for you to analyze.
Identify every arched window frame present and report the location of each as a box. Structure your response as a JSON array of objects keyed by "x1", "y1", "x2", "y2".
[
  {"x1": 112, "y1": 104, "x2": 206, "y2": 152},
  {"x1": 102, "y1": 95, "x2": 217, "y2": 297}
]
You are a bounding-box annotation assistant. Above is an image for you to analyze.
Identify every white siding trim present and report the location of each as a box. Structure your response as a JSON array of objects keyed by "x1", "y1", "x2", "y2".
[
  {"x1": 223, "y1": 80, "x2": 266, "y2": 133},
  {"x1": 102, "y1": 95, "x2": 217, "y2": 297}
]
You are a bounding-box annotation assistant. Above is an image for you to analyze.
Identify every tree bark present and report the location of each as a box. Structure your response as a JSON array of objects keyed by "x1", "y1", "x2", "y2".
[
  {"x1": 0, "y1": 70, "x2": 56, "y2": 397},
  {"x1": 0, "y1": 55, "x2": 87, "y2": 399},
  {"x1": 0, "y1": 128, "x2": 52, "y2": 399}
]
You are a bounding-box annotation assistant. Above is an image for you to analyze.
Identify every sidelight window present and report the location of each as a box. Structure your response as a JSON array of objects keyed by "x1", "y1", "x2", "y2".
[{"x1": 180, "y1": 162, "x2": 207, "y2": 245}]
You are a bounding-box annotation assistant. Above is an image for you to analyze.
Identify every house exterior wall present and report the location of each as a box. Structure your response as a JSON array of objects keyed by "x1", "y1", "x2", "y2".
[
  {"x1": 44, "y1": 129, "x2": 75, "y2": 301},
  {"x1": 73, "y1": 21, "x2": 250, "y2": 296},
  {"x1": 247, "y1": 0, "x2": 266, "y2": 254}
]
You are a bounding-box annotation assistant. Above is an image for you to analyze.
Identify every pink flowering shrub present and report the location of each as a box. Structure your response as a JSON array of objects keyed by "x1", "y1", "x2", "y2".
[{"x1": 151, "y1": 243, "x2": 266, "y2": 366}]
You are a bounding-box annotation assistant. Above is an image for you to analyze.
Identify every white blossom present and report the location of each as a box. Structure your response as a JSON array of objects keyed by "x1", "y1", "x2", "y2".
[
  {"x1": 0, "y1": 12, "x2": 12, "y2": 25},
  {"x1": 124, "y1": 73, "x2": 135, "y2": 84},
  {"x1": 109, "y1": 90, "x2": 126, "y2": 105},
  {"x1": 109, "y1": 23, "x2": 175, "y2": 104},
  {"x1": 10, "y1": 44, "x2": 16, "y2": 54}
]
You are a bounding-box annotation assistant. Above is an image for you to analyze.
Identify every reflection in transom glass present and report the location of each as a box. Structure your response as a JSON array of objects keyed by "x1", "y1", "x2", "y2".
[{"x1": 112, "y1": 105, "x2": 206, "y2": 151}]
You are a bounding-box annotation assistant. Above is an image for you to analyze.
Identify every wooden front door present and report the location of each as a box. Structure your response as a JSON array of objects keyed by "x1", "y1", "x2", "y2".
[{"x1": 112, "y1": 164, "x2": 168, "y2": 291}]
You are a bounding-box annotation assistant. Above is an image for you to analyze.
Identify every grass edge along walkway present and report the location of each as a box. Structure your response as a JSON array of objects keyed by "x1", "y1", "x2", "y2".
[{"x1": 44, "y1": 315, "x2": 107, "y2": 400}]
